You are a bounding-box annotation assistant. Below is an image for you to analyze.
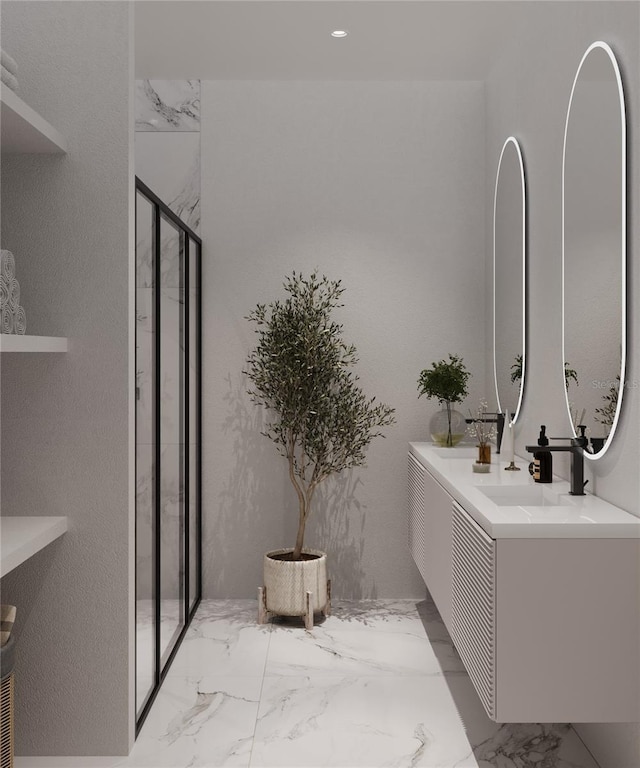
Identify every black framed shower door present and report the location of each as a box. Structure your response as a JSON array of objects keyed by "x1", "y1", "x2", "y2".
[{"x1": 135, "y1": 177, "x2": 202, "y2": 732}]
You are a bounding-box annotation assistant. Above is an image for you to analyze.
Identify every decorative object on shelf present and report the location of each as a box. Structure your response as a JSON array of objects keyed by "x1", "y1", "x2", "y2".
[
  {"x1": 418, "y1": 354, "x2": 470, "y2": 447},
  {"x1": 1, "y1": 250, "x2": 15, "y2": 281},
  {"x1": 246, "y1": 272, "x2": 395, "y2": 629},
  {"x1": 429, "y1": 406, "x2": 466, "y2": 448},
  {"x1": 478, "y1": 444, "x2": 491, "y2": 464},
  {"x1": 0, "y1": 605, "x2": 16, "y2": 648},
  {"x1": 467, "y1": 399, "x2": 497, "y2": 469},
  {"x1": 13, "y1": 306, "x2": 26, "y2": 335},
  {"x1": 0, "y1": 48, "x2": 19, "y2": 94},
  {"x1": 0, "y1": 250, "x2": 27, "y2": 335},
  {"x1": 1, "y1": 306, "x2": 13, "y2": 335}
]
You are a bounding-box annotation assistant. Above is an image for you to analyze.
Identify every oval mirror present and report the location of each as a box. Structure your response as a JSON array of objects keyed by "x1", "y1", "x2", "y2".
[
  {"x1": 563, "y1": 42, "x2": 626, "y2": 459},
  {"x1": 494, "y1": 137, "x2": 526, "y2": 426}
]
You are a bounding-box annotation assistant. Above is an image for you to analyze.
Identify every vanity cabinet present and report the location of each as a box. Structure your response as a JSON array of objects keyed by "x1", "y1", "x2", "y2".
[
  {"x1": 450, "y1": 503, "x2": 496, "y2": 718},
  {"x1": 408, "y1": 446, "x2": 640, "y2": 723},
  {"x1": 408, "y1": 454, "x2": 452, "y2": 629}
]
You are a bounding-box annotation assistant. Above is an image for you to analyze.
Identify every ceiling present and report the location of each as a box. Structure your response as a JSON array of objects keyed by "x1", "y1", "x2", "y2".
[{"x1": 134, "y1": 1, "x2": 532, "y2": 81}]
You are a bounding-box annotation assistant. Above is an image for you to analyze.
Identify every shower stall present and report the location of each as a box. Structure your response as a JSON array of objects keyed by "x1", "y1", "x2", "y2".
[{"x1": 134, "y1": 177, "x2": 202, "y2": 730}]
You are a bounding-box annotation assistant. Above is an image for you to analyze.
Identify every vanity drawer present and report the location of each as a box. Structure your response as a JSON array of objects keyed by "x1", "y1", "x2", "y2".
[
  {"x1": 450, "y1": 502, "x2": 496, "y2": 719},
  {"x1": 407, "y1": 454, "x2": 427, "y2": 584},
  {"x1": 407, "y1": 455, "x2": 453, "y2": 630}
]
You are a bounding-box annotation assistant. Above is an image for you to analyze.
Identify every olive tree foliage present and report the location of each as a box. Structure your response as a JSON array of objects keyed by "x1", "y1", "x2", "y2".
[{"x1": 245, "y1": 272, "x2": 396, "y2": 560}]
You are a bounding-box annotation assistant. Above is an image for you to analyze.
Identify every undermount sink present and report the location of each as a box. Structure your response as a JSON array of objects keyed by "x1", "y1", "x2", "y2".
[
  {"x1": 432, "y1": 446, "x2": 477, "y2": 458},
  {"x1": 478, "y1": 484, "x2": 577, "y2": 507}
]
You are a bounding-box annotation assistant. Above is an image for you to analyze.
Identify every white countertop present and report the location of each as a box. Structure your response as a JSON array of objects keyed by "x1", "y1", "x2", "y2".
[
  {"x1": 409, "y1": 443, "x2": 640, "y2": 539},
  {"x1": 1, "y1": 516, "x2": 68, "y2": 577}
]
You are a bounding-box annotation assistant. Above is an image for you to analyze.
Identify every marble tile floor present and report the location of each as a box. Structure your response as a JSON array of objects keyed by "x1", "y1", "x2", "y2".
[
  {"x1": 137, "y1": 599, "x2": 187, "y2": 712},
  {"x1": 17, "y1": 598, "x2": 601, "y2": 768}
]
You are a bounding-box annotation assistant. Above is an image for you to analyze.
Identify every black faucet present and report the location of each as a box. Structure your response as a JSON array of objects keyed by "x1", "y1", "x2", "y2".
[
  {"x1": 525, "y1": 425, "x2": 588, "y2": 496},
  {"x1": 465, "y1": 412, "x2": 505, "y2": 454}
]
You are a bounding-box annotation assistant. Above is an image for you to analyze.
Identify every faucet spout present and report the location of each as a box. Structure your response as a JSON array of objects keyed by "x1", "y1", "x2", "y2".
[{"x1": 524, "y1": 425, "x2": 587, "y2": 496}]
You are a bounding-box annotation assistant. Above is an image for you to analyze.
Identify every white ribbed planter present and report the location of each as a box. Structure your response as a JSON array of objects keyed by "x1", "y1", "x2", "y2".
[{"x1": 259, "y1": 548, "x2": 330, "y2": 629}]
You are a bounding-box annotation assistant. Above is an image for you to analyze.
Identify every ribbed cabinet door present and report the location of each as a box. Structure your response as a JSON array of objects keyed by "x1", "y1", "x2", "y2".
[
  {"x1": 451, "y1": 503, "x2": 497, "y2": 719},
  {"x1": 407, "y1": 454, "x2": 427, "y2": 584}
]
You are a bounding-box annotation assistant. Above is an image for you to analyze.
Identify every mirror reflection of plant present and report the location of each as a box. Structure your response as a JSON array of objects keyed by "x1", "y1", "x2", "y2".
[
  {"x1": 595, "y1": 375, "x2": 619, "y2": 429},
  {"x1": 467, "y1": 399, "x2": 497, "y2": 447},
  {"x1": 564, "y1": 363, "x2": 578, "y2": 390},
  {"x1": 510, "y1": 353, "x2": 523, "y2": 384},
  {"x1": 417, "y1": 354, "x2": 470, "y2": 446},
  {"x1": 511, "y1": 354, "x2": 578, "y2": 391}
]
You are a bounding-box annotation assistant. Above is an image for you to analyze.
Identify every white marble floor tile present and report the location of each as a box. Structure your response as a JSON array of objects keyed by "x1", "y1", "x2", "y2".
[
  {"x1": 192, "y1": 599, "x2": 263, "y2": 626},
  {"x1": 166, "y1": 602, "x2": 271, "y2": 679},
  {"x1": 251, "y1": 674, "x2": 484, "y2": 767},
  {"x1": 121, "y1": 675, "x2": 261, "y2": 767},
  {"x1": 434, "y1": 675, "x2": 601, "y2": 768},
  {"x1": 266, "y1": 616, "x2": 457, "y2": 677},
  {"x1": 329, "y1": 599, "x2": 428, "y2": 625},
  {"x1": 25, "y1": 600, "x2": 600, "y2": 768},
  {"x1": 251, "y1": 673, "x2": 600, "y2": 768}
]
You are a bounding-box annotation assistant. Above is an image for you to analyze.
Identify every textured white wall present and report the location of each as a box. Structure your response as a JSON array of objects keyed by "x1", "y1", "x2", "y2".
[
  {"x1": 0, "y1": 1, "x2": 132, "y2": 756},
  {"x1": 484, "y1": 3, "x2": 640, "y2": 765},
  {"x1": 201, "y1": 80, "x2": 486, "y2": 599}
]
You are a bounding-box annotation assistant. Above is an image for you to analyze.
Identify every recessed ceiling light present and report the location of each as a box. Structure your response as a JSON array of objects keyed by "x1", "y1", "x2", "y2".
[{"x1": 331, "y1": 30, "x2": 348, "y2": 38}]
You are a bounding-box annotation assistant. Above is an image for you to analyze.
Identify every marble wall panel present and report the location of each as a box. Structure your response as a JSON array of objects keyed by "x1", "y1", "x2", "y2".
[
  {"x1": 135, "y1": 80, "x2": 200, "y2": 637},
  {"x1": 135, "y1": 132, "x2": 200, "y2": 234},
  {"x1": 136, "y1": 80, "x2": 200, "y2": 132}
]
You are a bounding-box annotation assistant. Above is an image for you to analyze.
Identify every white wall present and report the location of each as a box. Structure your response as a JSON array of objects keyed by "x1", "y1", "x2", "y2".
[
  {"x1": 484, "y1": 3, "x2": 640, "y2": 765},
  {"x1": 0, "y1": 1, "x2": 132, "y2": 756},
  {"x1": 201, "y1": 80, "x2": 486, "y2": 599}
]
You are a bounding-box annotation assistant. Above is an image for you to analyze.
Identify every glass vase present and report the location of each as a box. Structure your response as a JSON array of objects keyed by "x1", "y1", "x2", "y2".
[
  {"x1": 430, "y1": 405, "x2": 465, "y2": 447},
  {"x1": 477, "y1": 444, "x2": 491, "y2": 464}
]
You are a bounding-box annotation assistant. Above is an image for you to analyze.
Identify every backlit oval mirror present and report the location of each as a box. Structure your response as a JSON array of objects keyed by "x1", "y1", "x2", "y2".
[
  {"x1": 494, "y1": 137, "x2": 526, "y2": 426},
  {"x1": 563, "y1": 42, "x2": 626, "y2": 459}
]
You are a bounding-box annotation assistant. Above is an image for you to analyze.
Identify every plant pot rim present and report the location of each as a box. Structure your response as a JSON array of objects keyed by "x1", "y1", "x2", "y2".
[{"x1": 265, "y1": 547, "x2": 326, "y2": 561}]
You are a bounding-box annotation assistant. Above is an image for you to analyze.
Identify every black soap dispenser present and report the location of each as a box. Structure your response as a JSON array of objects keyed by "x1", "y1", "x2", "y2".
[{"x1": 530, "y1": 425, "x2": 552, "y2": 483}]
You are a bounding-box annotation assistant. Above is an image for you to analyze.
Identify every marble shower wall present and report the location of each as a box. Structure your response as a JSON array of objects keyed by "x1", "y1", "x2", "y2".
[{"x1": 135, "y1": 80, "x2": 201, "y2": 600}]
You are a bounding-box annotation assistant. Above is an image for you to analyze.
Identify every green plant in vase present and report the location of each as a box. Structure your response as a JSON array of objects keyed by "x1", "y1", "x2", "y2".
[{"x1": 418, "y1": 354, "x2": 470, "y2": 447}]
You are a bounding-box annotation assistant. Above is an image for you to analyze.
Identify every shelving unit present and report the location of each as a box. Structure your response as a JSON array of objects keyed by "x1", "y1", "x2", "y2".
[
  {"x1": 0, "y1": 517, "x2": 68, "y2": 577},
  {"x1": 1, "y1": 88, "x2": 68, "y2": 355},
  {"x1": 1, "y1": 90, "x2": 70, "y2": 580},
  {"x1": 0, "y1": 334, "x2": 68, "y2": 352},
  {"x1": 1, "y1": 85, "x2": 67, "y2": 154}
]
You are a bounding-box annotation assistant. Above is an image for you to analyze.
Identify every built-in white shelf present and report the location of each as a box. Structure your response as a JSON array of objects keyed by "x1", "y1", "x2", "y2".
[
  {"x1": 0, "y1": 516, "x2": 68, "y2": 577},
  {"x1": 1, "y1": 85, "x2": 67, "y2": 154},
  {"x1": 0, "y1": 334, "x2": 68, "y2": 352}
]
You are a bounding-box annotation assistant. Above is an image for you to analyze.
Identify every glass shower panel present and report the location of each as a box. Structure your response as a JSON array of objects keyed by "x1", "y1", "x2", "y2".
[
  {"x1": 135, "y1": 177, "x2": 202, "y2": 732},
  {"x1": 188, "y1": 239, "x2": 200, "y2": 613},
  {"x1": 135, "y1": 190, "x2": 156, "y2": 717},
  {"x1": 159, "y1": 213, "x2": 185, "y2": 666}
]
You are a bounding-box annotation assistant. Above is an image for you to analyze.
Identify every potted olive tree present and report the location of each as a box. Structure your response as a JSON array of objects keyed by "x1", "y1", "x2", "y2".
[
  {"x1": 245, "y1": 272, "x2": 395, "y2": 629},
  {"x1": 417, "y1": 354, "x2": 470, "y2": 447}
]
